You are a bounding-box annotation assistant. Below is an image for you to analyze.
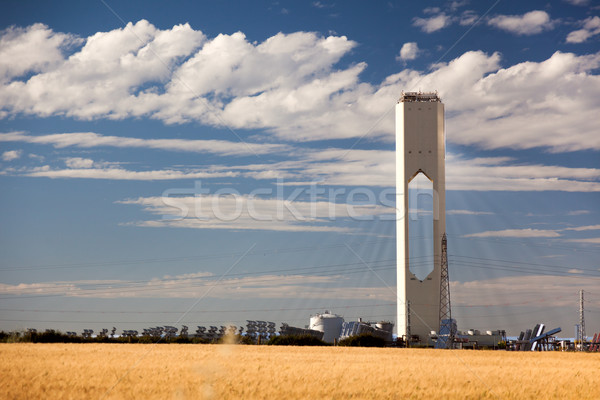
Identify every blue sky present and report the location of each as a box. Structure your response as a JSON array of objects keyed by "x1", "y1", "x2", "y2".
[{"x1": 0, "y1": 0, "x2": 599, "y2": 337}]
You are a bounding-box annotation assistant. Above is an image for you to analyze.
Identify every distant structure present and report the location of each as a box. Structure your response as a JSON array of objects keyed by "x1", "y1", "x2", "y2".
[
  {"x1": 279, "y1": 323, "x2": 324, "y2": 340},
  {"x1": 579, "y1": 289, "x2": 586, "y2": 351},
  {"x1": 339, "y1": 320, "x2": 394, "y2": 342},
  {"x1": 309, "y1": 311, "x2": 344, "y2": 343},
  {"x1": 396, "y1": 91, "x2": 446, "y2": 342}
]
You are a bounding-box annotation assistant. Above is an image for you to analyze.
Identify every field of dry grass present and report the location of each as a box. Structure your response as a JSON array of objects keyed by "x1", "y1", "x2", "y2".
[{"x1": 1, "y1": 343, "x2": 598, "y2": 399}]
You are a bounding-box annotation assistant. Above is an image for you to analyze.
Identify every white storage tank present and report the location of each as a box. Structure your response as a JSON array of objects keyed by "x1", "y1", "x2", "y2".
[{"x1": 309, "y1": 310, "x2": 344, "y2": 343}]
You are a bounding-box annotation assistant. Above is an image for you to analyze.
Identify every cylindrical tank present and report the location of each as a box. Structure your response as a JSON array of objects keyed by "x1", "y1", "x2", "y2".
[{"x1": 309, "y1": 310, "x2": 344, "y2": 343}]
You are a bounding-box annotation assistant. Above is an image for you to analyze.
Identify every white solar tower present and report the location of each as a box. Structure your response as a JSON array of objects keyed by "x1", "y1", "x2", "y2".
[{"x1": 396, "y1": 91, "x2": 446, "y2": 342}]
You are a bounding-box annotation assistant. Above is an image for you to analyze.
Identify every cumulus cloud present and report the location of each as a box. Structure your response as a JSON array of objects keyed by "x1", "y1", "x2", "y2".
[
  {"x1": 463, "y1": 228, "x2": 561, "y2": 238},
  {"x1": 0, "y1": 23, "x2": 81, "y2": 82},
  {"x1": 566, "y1": 16, "x2": 600, "y2": 43},
  {"x1": 487, "y1": 10, "x2": 554, "y2": 35},
  {"x1": 1, "y1": 149, "x2": 21, "y2": 161},
  {"x1": 0, "y1": 23, "x2": 599, "y2": 154},
  {"x1": 413, "y1": 13, "x2": 451, "y2": 33},
  {"x1": 397, "y1": 42, "x2": 420, "y2": 61}
]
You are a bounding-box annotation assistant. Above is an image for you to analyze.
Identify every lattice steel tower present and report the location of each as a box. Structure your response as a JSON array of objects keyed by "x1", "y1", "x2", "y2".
[
  {"x1": 439, "y1": 234, "x2": 451, "y2": 322},
  {"x1": 435, "y1": 233, "x2": 455, "y2": 349},
  {"x1": 579, "y1": 289, "x2": 586, "y2": 351}
]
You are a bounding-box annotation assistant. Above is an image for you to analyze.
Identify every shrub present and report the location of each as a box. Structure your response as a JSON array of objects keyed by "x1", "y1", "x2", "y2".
[
  {"x1": 268, "y1": 334, "x2": 328, "y2": 346},
  {"x1": 338, "y1": 334, "x2": 385, "y2": 347}
]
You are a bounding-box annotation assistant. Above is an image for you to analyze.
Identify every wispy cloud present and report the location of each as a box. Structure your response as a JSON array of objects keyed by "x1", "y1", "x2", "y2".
[
  {"x1": 566, "y1": 16, "x2": 600, "y2": 43},
  {"x1": 0, "y1": 272, "x2": 394, "y2": 300},
  {"x1": 117, "y1": 193, "x2": 392, "y2": 233},
  {"x1": 463, "y1": 228, "x2": 561, "y2": 238},
  {"x1": 25, "y1": 165, "x2": 238, "y2": 181},
  {"x1": 0, "y1": 131, "x2": 289, "y2": 156},
  {"x1": 413, "y1": 14, "x2": 451, "y2": 33},
  {"x1": 3, "y1": 144, "x2": 599, "y2": 192},
  {"x1": 563, "y1": 224, "x2": 600, "y2": 231},
  {"x1": 452, "y1": 274, "x2": 599, "y2": 307},
  {"x1": 447, "y1": 209, "x2": 493, "y2": 216},
  {"x1": 565, "y1": 237, "x2": 600, "y2": 244},
  {"x1": 567, "y1": 210, "x2": 591, "y2": 216}
]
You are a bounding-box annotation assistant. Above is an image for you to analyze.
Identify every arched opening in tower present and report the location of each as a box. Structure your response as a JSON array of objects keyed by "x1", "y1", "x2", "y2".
[{"x1": 408, "y1": 171, "x2": 434, "y2": 281}]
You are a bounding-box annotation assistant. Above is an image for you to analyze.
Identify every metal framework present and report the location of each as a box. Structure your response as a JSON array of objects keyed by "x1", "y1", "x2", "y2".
[
  {"x1": 579, "y1": 289, "x2": 586, "y2": 351},
  {"x1": 439, "y1": 233, "x2": 451, "y2": 323},
  {"x1": 435, "y1": 233, "x2": 455, "y2": 349}
]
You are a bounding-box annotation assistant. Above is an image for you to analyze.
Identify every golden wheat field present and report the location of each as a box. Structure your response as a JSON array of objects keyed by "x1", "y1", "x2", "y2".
[{"x1": 0, "y1": 343, "x2": 598, "y2": 399}]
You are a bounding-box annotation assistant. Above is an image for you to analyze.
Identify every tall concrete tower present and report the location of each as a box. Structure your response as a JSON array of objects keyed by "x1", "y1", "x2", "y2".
[{"x1": 396, "y1": 91, "x2": 445, "y2": 342}]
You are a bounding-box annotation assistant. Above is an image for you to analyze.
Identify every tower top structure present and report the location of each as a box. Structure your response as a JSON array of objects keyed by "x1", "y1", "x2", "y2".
[{"x1": 399, "y1": 91, "x2": 441, "y2": 103}]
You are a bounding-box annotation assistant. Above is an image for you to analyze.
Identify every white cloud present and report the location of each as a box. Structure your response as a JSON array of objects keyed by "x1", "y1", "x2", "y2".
[
  {"x1": 25, "y1": 165, "x2": 238, "y2": 181},
  {"x1": 487, "y1": 11, "x2": 554, "y2": 35},
  {"x1": 463, "y1": 228, "x2": 561, "y2": 238},
  {"x1": 567, "y1": 210, "x2": 591, "y2": 216},
  {"x1": 0, "y1": 23, "x2": 81, "y2": 82},
  {"x1": 0, "y1": 271, "x2": 395, "y2": 300},
  {"x1": 28, "y1": 153, "x2": 44, "y2": 161},
  {"x1": 0, "y1": 20, "x2": 206, "y2": 120},
  {"x1": 458, "y1": 10, "x2": 478, "y2": 26},
  {"x1": 224, "y1": 149, "x2": 600, "y2": 192},
  {"x1": 3, "y1": 139, "x2": 599, "y2": 191},
  {"x1": 118, "y1": 193, "x2": 392, "y2": 233},
  {"x1": 565, "y1": 237, "x2": 600, "y2": 244},
  {"x1": 568, "y1": 268, "x2": 584, "y2": 274},
  {"x1": 446, "y1": 153, "x2": 600, "y2": 192},
  {"x1": 452, "y1": 274, "x2": 599, "y2": 308},
  {"x1": 312, "y1": 1, "x2": 333, "y2": 9},
  {"x1": 564, "y1": 224, "x2": 600, "y2": 231},
  {"x1": 439, "y1": 51, "x2": 600, "y2": 153},
  {"x1": 413, "y1": 14, "x2": 451, "y2": 33},
  {"x1": 566, "y1": 16, "x2": 600, "y2": 43},
  {"x1": 0, "y1": 23, "x2": 599, "y2": 154},
  {"x1": 0, "y1": 131, "x2": 290, "y2": 156},
  {"x1": 1, "y1": 149, "x2": 21, "y2": 161},
  {"x1": 564, "y1": 0, "x2": 589, "y2": 5},
  {"x1": 397, "y1": 42, "x2": 420, "y2": 61},
  {"x1": 447, "y1": 209, "x2": 493, "y2": 215},
  {"x1": 64, "y1": 157, "x2": 94, "y2": 169}
]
